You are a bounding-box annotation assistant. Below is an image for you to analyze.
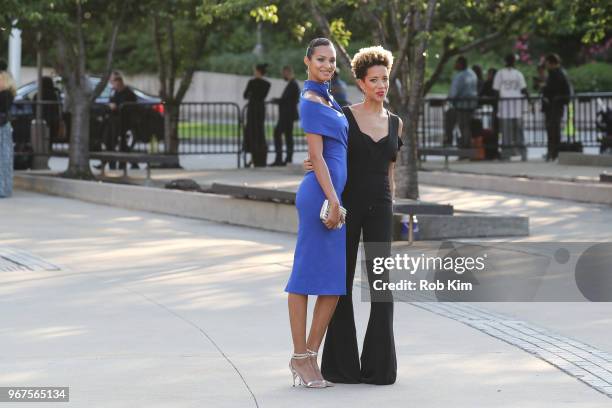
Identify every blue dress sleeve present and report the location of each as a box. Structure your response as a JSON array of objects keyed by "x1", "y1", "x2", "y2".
[{"x1": 299, "y1": 99, "x2": 343, "y2": 140}]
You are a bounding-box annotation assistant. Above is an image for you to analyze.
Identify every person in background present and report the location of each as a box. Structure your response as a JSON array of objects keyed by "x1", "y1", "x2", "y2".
[
  {"x1": 479, "y1": 68, "x2": 500, "y2": 159},
  {"x1": 330, "y1": 69, "x2": 350, "y2": 107},
  {"x1": 480, "y1": 68, "x2": 498, "y2": 100},
  {"x1": 444, "y1": 56, "x2": 478, "y2": 148},
  {"x1": 109, "y1": 71, "x2": 137, "y2": 111},
  {"x1": 33, "y1": 76, "x2": 62, "y2": 149},
  {"x1": 270, "y1": 65, "x2": 300, "y2": 166},
  {"x1": 243, "y1": 63, "x2": 271, "y2": 167},
  {"x1": 541, "y1": 53, "x2": 572, "y2": 161},
  {"x1": 0, "y1": 66, "x2": 16, "y2": 198},
  {"x1": 533, "y1": 58, "x2": 548, "y2": 93},
  {"x1": 100, "y1": 71, "x2": 137, "y2": 170},
  {"x1": 493, "y1": 53, "x2": 529, "y2": 160},
  {"x1": 472, "y1": 64, "x2": 484, "y2": 95}
]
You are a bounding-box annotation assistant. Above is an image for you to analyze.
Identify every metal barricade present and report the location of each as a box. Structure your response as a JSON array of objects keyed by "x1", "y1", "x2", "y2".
[
  {"x1": 240, "y1": 101, "x2": 305, "y2": 165},
  {"x1": 418, "y1": 93, "x2": 612, "y2": 154},
  {"x1": 118, "y1": 101, "x2": 243, "y2": 166}
]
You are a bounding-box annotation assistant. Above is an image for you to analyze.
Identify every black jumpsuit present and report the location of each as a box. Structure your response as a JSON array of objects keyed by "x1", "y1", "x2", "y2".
[
  {"x1": 321, "y1": 107, "x2": 402, "y2": 385},
  {"x1": 243, "y1": 78, "x2": 271, "y2": 167}
]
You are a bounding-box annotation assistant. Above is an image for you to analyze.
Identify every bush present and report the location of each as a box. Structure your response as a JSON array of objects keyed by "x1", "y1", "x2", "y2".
[{"x1": 567, "y1": 62, "x2": 612, "y2": 93}]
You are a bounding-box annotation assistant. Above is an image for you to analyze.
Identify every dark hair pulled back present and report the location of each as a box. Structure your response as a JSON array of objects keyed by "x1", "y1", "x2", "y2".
[{"x1": 306, "y1": 38, "x2": 333, "y2": 59}]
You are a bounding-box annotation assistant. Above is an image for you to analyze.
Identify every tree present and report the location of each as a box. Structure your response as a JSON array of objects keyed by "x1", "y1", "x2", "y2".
[
  {"x1": 304, "y1": 0, "x2": 610, "y2": 199},
  {"x1": 305, "y1": 0, "x2": 534, "y2": 198},
  {"x1": 12, "y1": 0, "x2": 129, "y2": 179},
  {"x1": 147, "y1": 0, "x2": 278, "y2": 167}
]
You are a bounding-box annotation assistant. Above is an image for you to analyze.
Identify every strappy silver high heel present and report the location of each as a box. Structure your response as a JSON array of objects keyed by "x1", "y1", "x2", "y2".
[
  {"x1": 307, "y1": 348, "x2": 335, "y2": 387},
  {"x1": 289, "y1": 352, "x2": 326, "y2": 388}
]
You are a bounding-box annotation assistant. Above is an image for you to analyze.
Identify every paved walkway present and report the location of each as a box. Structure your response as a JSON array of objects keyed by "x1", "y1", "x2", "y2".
[{"x1": 2, "y1": 187, "x2": 612, "y2": 406}]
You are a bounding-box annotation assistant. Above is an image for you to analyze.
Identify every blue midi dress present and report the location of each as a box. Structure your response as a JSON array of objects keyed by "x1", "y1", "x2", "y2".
[{"x1": 285, "y1": 80, "x2": 349, "y2": 295}]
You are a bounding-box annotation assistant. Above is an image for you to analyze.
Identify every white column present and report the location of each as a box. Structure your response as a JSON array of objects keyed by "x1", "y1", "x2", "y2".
[{"x1": 8, "y1": 25, "x2": 22, "y2": 86}]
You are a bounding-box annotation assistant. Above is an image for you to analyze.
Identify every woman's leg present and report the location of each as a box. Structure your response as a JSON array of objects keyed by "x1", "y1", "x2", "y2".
[
  {"x1": 288, "y1": 293, "x2": 308, "y2": 353},
  {"x1": 321, "y1": 207, "x2": 363, "y2": 383},
  {"x1": 306, "y1": 295, "x2": 339, "y2": 383},
  {"x1": 288, "y1": 293, "x2": 321, "y2": 385},
  {"x1": 360, "y1": 203, "x2": 397, "y2": 385},
  {"x1": 306, "y1": 295, "x2": 339, "y2": 352}
]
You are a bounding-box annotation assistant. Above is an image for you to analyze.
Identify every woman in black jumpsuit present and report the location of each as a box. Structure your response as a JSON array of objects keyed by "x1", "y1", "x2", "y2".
[
  {"x1": 306, "y1": 47, "x2": 403, "y2": 385},
  {"x1": 243, "y1": 63, "x2": 271, "y2": 167}
]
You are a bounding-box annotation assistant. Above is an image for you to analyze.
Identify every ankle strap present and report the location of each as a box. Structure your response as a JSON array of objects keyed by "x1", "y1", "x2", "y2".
[
  {"x1": 306, "y1": 348, "x2": 318, "y2": 356},
  {"x1": 291, "y1": 352, "x2": 310, "y2": 359}
]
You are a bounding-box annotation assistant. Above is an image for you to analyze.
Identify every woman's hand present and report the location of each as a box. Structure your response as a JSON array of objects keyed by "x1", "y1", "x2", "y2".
[
  {"x1": 324, "y1": 201, "x2": 342, "y2": 229},
  {"x1": 303, "y1": 157, "x2": 314, "y2": 172}
]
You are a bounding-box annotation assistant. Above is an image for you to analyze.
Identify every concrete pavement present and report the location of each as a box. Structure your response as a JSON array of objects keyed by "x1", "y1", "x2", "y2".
[{"x1": 1, "y1": 188, "x2": 612, "y2": 407}]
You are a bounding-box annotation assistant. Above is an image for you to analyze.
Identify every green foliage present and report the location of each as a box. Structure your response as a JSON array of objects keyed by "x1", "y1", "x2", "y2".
[
  {"x1": 290, "y1": 22, "x2": 312, "y2": 42},
  {"x1": 198, "y1": 0, "x2": 279, "y2": 24},
  {"x1": 567, "y1": 62, "x2": 612, "y2": 93},
  {"x1": 100, "y1": 20, "x2": 157, "y2": 74},
  {"x1": 249, "y1": 5, "x2": 279, "y2": 23},
  {"x1": 3, "y1": 0, "x2": 134, "y2": 77},
  {"x1": 531, "y1": 0, "x2": 611, "y2": 44},
  {"x1": 329, "y1": 18, "x2": 351, "y2": 48}
]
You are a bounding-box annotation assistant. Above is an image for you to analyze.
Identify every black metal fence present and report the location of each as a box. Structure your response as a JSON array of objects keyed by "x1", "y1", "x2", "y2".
[
  {"x1": 118, "y1": 101, "x2": 242, "y2": 166},
  {"x1": 419, "y1": 93, "x2": 612, "y2": 152},
  {"x1": 12, "y1": 100, "x2": 70, "y2": 169},
  {"x1": 241, "y1": 101, "x2": 307, "y2": 157},
  {"x1": 11, "y1": 92, "x2": 612, "y2": 169},
  {"x1": 11, "y1": 100, "x2": 244, "y2": 166}
]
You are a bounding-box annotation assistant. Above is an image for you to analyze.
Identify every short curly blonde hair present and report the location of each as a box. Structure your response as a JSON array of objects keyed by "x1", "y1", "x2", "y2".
[{"x1": 351, "y1": 46, "x2": 394, "y2": 80}]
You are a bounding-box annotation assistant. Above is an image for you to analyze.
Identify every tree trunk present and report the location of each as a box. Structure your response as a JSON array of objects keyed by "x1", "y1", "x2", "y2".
[
  {"x1": 399, "y1": 48, "x2": 430, "y2": 200},
  {"x1": 402, "y1": 91, "x2": 421, "y2": 199},
  {"x1": 391, "y1": 92, "x2": 420, "y2": 199},
  {"x1": 395, "y1": 0, "x2": 438, "y2": 200},
  {"x1": 162, "y1": 102, "x2": 181, "y2": 168},
  {"x1": 63, "y1": 89, "x2": 94, "y2": 179}
]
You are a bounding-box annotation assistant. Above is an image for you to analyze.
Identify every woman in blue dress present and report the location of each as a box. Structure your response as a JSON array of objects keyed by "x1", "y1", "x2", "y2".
[{"x1": 285, "y1": 38, "x2": 349, "y2": 388}]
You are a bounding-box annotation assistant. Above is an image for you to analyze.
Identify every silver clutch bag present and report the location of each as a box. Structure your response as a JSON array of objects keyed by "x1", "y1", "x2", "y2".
[{"x1": 320, "y1": 199, "x2": 347, "y2": 229}]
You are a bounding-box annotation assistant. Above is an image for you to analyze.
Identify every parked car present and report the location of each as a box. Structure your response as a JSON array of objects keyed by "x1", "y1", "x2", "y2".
[{"x1": 11, "y1": 76, "x2": 164, "y2": 169}]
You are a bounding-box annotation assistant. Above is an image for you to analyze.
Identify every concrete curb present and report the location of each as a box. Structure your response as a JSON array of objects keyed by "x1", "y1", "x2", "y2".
[
  {"x1": 14, "y1": 174, "x2": 298, "y2": 234},
  {"x1": 419, "y1": 171, "x2": 612, "y2": 205},
  {"x1": 558, "y1": 152, "x2": 612, "y2": 167},
  {"x1": 14, "y1": 174, "x2": 528, "y2": 238},
  {"x1": 400, "y1": 213, "x2": 529, "y2": 240}
]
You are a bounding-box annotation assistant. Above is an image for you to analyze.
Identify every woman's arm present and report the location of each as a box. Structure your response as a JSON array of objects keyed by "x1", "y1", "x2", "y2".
[
  {"x1": 306, "y1": 133, "x2": 342, "y2": 229},
  {"x1": 388, "y1": 162, "x2": 396, "y2": 201},
  {"x1": 243, "y1": 80, "x2": 251, "y2": 99},
  {"x1": 390, "y1": 117, "x2": 404, "y2": 201}
]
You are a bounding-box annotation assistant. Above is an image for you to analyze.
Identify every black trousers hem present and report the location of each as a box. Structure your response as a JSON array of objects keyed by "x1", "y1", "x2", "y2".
[{"x1": 321, "y1": 200, "x2": 397, "y2": 385}]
